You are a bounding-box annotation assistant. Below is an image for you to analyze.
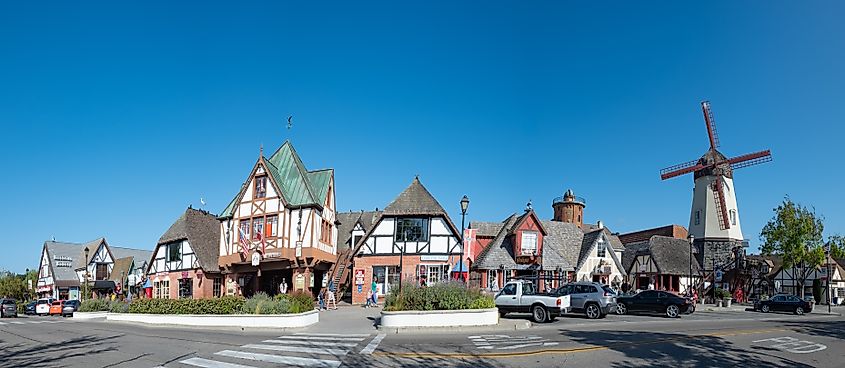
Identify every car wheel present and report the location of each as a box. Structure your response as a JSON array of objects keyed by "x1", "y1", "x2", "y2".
[
  {"x1": 795, "y1": 306, "x2": 804, "y2": 316},
  {"x1": 585, "y1": 303, "x2": 601, "y2": 319},
  {"x1": 761, "y1": 304, "x2": 770, "y2": 313},
  {"x1": 616, "y1": 302, "x2": 628, "y2": 315},
  {"x1": 532, "y1": 305, "x2": 548, "y2": 323},
  {"x1": 666, "y1": 304, "x2": 680, "y2": 318}
]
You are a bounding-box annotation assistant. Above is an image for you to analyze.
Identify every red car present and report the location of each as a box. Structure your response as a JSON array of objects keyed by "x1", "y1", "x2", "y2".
[{"x1": 48, "y1": 300, "x2": 66, "y2": 316}]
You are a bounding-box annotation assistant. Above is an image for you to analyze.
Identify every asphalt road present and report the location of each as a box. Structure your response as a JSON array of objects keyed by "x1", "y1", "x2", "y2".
[{"x1": 1, "y1": 309, "x2": 842, "y2": 368}]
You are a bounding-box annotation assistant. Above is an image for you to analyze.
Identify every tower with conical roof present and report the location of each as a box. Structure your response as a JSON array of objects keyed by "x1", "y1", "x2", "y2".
[{"x1": 552, "y1": 189, "x2": 586, "y2": 226}]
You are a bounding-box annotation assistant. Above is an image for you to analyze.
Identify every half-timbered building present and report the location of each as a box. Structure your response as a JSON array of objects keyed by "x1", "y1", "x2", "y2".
[
  {"x1": 622, "y1": 235, "x2": 701, "y2": 293},
  {"x1": 147, "y1": 207, "x2": 223, "y2": 299},
  {"x1": 348, "y1": 177, "x2": 463, "y2": 305},
  {"x1": 217, "y1": 141, "x2": 337, "y2": 298}
]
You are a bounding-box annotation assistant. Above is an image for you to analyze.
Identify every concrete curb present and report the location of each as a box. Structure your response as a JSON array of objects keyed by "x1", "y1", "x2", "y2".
[
  {"x1": 105, "y1": 310, "x2": 319, "y2": 328},
  {"x1": 380, "y1": 308, "x2": 499, "y2": 329},
  {"x1": 71, "y1": 312, "x2": 110, "y2": 320},
  {"x1": 377, "y1": 319, "x2": 532, "y2": 334}
]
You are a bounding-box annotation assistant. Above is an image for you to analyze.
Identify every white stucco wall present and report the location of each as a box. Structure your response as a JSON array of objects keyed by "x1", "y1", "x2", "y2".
[{"x1": 689, "y1": 176, "x2": 743, "y2": 241}]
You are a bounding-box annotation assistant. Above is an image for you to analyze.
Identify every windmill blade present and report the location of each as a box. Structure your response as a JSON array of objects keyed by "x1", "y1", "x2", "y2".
[
  {"x1": 701, "y1": 101, "x2": 721, "y2": 150},
  {"x1": 711, "y1": 179, "x2": 731, "y2": 230},
  {"x1": 660, "y1": 159, "x2": 708, "y2": 180},
  {"x1": 728, "y1": 149, "x2": 772, "y2": 171}
]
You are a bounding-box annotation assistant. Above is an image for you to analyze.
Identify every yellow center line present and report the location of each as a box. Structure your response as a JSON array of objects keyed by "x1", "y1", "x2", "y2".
[{"x1": 372, "y1": 328, "x2": 788, "y2": 359}]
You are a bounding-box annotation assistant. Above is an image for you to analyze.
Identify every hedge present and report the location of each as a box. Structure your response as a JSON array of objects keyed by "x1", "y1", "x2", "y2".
[
  {"x1": 128, "y1": 296, "x2": 246, "y2": 314},
  {"x1": 384, "y1": 281, "x2": 495, "y2": 311},
  {"x1": 79, "y1": 299, "x2": 113, "y2": 312}
]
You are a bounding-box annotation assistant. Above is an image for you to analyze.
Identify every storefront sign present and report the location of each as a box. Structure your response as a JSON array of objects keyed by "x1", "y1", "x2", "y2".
[
  {"x1": 54, "y1": 256, "x2": 72, "y2": 262},
  {"x1": 55, "y1": 261, "x2": 73, "y2": 267},
  {"x1": 265, "y1": 252, "x2": 282, "y2": 259},
  {"x1": 295, "y1": 241, "x2": 303, "y2": 258},
  {"x1": 181, "y1": 271, "x2": 189, "y2": 279},
  {"x1": 355, "y1": 269, "x2": 365, "y2": 285},
  {"x1": 251, "y1": 251, "x2": 261, "y2": 266},
  {"x1": 421, "y1": 255, "x2": 449, "y2": 262},
  {"x1": 295, "y1": 274, "x2": 305, "y2": 291}
]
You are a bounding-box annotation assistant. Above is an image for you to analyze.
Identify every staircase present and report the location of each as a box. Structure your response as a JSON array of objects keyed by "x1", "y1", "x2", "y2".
[{"x1": 327, "y1": 248, "x2": 354, "y2": 301}]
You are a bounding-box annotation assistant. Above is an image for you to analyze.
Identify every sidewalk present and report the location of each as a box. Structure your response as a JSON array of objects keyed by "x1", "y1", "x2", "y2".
[{"x1": 697, "y1": 303, "x2": 843, "y2": 316}]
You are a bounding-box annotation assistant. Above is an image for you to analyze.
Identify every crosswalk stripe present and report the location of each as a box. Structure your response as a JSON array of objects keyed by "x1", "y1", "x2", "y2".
[
  {"x1": 262, "y1": 339, "x2": 359, "y2": 347},
  {"x1": 216, "y1": 350, "x2": 341, "y2": 368},
  {"x1": 9, "y1": 321, "x2": 24, "y2": 324},
  {"x1": 274, "y1": 335, "x2": 364, "y2": 342},
  {"x1": 360, "y1": 333, "x2": 386, "y2": 355},
  {"x1": 242, "y1": 344, "x2": 349, "y2": 356},
  {"x1": 179, "y1": 357, "x2": 256, "y2": 368},
  {"x1": 294, "y1": 332, "x2": 371, "y2": 338},
  {"x1": 0, "y1": 322, "x2": 6, "y2": 325}
]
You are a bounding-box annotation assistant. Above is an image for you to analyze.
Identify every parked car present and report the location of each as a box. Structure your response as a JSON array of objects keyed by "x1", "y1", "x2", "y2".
[
  {"x1": 61, "y1": 300, "x2": 81, "y2": 316},
  {"x1": 495, "y1": 280, "x2": 571, "y2": 323},
  {"x1": 754, "y1": 294, "x2": 813, "y2": 315},
  {"x1": 48, "y1": 300, "x2": 66, "y2": 316},
  {"x1": 35, "y1": 298, "x2": 55, "y2": 316},
  {"x1": 24, "y1": 301, "x2": 37, "y2": 315},
  {"x1": 615, "y1": 290, "x2": 693, "y2": 318},
  {"x1": 0, "y1": 298, "x2": 18, "y2": 318},
  {"x1": 550, "y1": 282, "x2": 616, "y2": 319}
]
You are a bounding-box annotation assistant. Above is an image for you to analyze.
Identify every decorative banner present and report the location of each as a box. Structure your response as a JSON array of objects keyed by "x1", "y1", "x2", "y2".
[
  {"x1": 463, "y1": 228, "x2": 477, "y2": 261},
  {"x1": 251, "y1": 251, "x2": 261, "y2": 266},
  {"x1": 295, "y1": 274, "x2": 305, "y2": 291},
  {"x1": 295, "y1": 241, "x2": 303, "y2": 258}
]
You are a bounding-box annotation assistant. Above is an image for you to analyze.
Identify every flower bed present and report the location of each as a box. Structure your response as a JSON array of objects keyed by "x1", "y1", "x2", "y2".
[
  {"x1": 77, "y1": 292, "x2": 315, "y2": 315},
  {"x1": 384, "y1": 281, "x2": 495, "y2": 311}
]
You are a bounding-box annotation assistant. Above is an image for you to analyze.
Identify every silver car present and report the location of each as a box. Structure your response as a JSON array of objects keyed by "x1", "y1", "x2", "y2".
[
  {"x1": 552, "y1": 282, "x2": 617, "y2": 319},
  {"x1": 0, "y1": 298, "x2": 18, "y2": 318}
]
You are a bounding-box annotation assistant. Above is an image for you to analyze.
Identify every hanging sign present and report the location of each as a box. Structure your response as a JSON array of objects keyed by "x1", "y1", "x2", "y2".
[
  {"x1": 296, "y1": 241, "x2": 303, "y2": 258},
  {"x1": 251, "y1": 251, "x2": 261, "y2": 266},
  {"x1": 715, "y1": 270, "x2": 723, "y2": 282},
  {"x1": 354, "y1": 269, "x2": 365, "y2": 285},
  {"x1": 295, "y1": 274, "x2": 305, "y2": 290}
]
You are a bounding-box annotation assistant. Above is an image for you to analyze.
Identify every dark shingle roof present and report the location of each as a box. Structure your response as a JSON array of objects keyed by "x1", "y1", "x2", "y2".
[
  {"x1": 383, "y1": 177, "x2": 448, "y2": 216},
  {"x1": 108, "y1": 257, "x2": 133, "y2": 282},
  {"x1": 474, "y1": 216, "x2": 577, "y2": 271},
  {"x1": 473, "y1": 215, "x2": 519, "y2": 269},
  {"x1": 158, "y1": 207, "x2": 221, "y2": 273},
  {"x1": 110, "y1": 246, "x2": 152, "y2": 269},
  {"x1": 623, "y1": 236, "x2": 700, "y2": 275},
  {"x1": 336, "y1": 210, "x2": 382, "y2": 251},
  {"x1": 541, "y1": 221, "x2": 585, "y2": 270},
  {"x1": 471, "y1": 221, "x2": 504, "y2": 237},
  {"x1": 44, "y1": 241, "x2": 88, "y2": 282}
]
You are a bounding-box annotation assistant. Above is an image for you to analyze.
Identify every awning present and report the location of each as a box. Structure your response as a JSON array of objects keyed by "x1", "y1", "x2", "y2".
[
  {"x1": 143, "y1": 279, "x2": 152, "y2": 288},
  {"x1": 91, "y1": 280, "x2": 116, "y2": 290},
  {"x1": 451, "y1": 263, "x2": 469, "y2": 273}
]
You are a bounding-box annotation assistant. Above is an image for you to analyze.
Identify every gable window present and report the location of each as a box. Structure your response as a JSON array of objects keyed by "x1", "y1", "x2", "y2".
[
  {"x1": 597, "y1": 241, "x2": 606, "y2": 258},
  {"x1": 521, "y1": 231, "x2": 538, "y2": 256},
  {"x1": 265, "y1": 215, "x2": 278, "y2": 238},
  {"x1": 694, "y1": 210, "x2": 701, "y2": 226},
  {"x1": 353, "y1": 235, "x2": 363, "y2": 247},
  {"x1": 239, "y1": 220, "x2": 251, "y2": 243},
  {"x1": 95, "y1": 263, "x2": 108, "y2": 280},
  {"x1": 729, "y1": 210, "x2": 736, "y2": 225},
  {"x1": 252, "y1": 219, "x2": 264, "y2": 241},
  {"x1": 395, "y1": 218, "x2": 429, "y2": 242},
  {"x1": 167, "y1": 242, "x2": 181, "y2": 263},
  {"x1": 254, "y1": 176, "x2": 267, "y2": 199}
]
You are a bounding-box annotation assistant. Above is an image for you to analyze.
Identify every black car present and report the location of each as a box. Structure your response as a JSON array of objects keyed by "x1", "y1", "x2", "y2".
[
  {"x1": 615, "y1": 290, "x2": 693, "y2": 318},
  {"x1": 754, "y1": 294, "x2": 813, "y2": 315},
  {"x1": 24, "y1": 301, "x2": 37, "y2": 315}
]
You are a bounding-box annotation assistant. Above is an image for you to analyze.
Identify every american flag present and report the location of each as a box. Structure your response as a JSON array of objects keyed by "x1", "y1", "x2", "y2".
[{"x1": 238, "y1": 227, "x2": 250, "y2": 257}]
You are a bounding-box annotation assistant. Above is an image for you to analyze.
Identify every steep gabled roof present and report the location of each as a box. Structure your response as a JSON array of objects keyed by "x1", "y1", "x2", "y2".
[
  {"x1": 220, "y1": 140, "x2": 333, "y2": 217},
  {"x1": 471, "y1": 221, "x2": 504, "y2": 237},
  {"x1": 44, "y1": 241, "x2": 87, "y2": 282},
  {"x1": 336, "y1": 210, "x2": 382, "y2": 252},
  {"x1": 541, "y1": 221, "x2": 586, "y2": 270},
  {"x1": 622, "y1": 236, "x2": 700, "y2": 275},
  {"x1": 473, "y1": 215, "x2": 520, "y2": 269},
  {"x1": 383, "y1": 177, "x2": 448, "y2": 216},
  {"x1": 108, "y1": 257, "x2": 134, "y2": 282},
  {"x1": 157, "y1": 207, "x2": 221, "y2": 273}
]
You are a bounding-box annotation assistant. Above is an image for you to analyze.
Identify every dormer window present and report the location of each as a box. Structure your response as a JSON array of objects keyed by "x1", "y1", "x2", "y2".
[
  {"x1": 597, "y1": 241, "x2": 606, "y2": 258},
  {"x1": 395, "y1": 218, "x2": 429, "y2": 242},
  {"x1": 521, "y1": 231, "x2": 538, "y2": 256},
  {"x1": 254, "y1": 176, "x2": 267, "y2": 199}
]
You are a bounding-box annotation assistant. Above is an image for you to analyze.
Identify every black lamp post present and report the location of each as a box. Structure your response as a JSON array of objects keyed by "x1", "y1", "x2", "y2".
[
  {"x1": 826, "y1": 241, "x2": 832, "y2": 314},
  {"x1": 459, "y1": 195, "x2": 469, "y2": 286},
  {"x1": 84, "y1": 247, "x2": 90, "y2": 301},
  {"x1": 688, "y1": 234, "x2": 695, "y2": 297}
]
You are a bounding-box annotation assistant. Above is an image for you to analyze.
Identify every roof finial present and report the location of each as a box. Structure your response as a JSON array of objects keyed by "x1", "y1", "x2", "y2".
[
  {"x1": 259, "y1": 144, "x2": 263, "y2": 157},
  {"x1": 526, "y1": 200, "x2": 533, "y2": 212}
]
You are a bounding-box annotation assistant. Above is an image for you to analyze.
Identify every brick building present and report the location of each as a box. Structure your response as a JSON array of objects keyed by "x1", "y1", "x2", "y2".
[
  {"x1": 347, "y1": 177, "x2": 463, "y2": 305},
  {"x1": 618, "y1": 225, "x2": 688, "y2": 246}
]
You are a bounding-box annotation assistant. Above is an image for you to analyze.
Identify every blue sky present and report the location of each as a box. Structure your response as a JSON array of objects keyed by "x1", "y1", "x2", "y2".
[{"x1": 1, "y1": 2, "x2": 843, "y2": 273}]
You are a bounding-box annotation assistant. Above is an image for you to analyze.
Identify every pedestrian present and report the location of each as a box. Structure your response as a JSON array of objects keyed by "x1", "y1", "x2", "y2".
[
  {"x1": 371, "y1": 277, "x2": 378, "y2": 307},
  {"x1": 317, "y1": 288, "x2": 326, "y2": 311},
  {"x1": 326, "y1": 281, "x2": 337, "y2": 310},
  {"x1": 365, "y1": 290, "x2": 373, "y2": 308}
]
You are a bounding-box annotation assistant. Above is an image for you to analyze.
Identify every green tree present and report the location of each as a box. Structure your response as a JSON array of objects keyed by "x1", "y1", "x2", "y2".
[
  {"x1": 0, "y1": 274, "x2": 28, "y2": 300},
  {"x1": 760, "y1": 197, "x2": 825, "y2": 298},
  {"x1": 828, "y1": 235, "x2": 845, "y2": 259}
]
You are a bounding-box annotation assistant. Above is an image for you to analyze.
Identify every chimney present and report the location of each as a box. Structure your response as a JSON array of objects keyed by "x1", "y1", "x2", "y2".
[{"x1": 597, "y1": 220, "x2": 604, "y2": 229}]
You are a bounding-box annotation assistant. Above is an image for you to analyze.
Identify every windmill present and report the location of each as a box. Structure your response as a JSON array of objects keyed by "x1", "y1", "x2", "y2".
[{"x1": 660, "y1": 101, "x2": 772, "y2": 242}]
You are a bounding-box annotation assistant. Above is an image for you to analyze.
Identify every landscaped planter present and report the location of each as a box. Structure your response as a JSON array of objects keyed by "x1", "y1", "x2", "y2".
[
  {"x1": 380, "y1": 308, "x2": 498, "y2": 328},
  {"x1": 104, "y1": 310, "x2": 318, "y2": 328}
]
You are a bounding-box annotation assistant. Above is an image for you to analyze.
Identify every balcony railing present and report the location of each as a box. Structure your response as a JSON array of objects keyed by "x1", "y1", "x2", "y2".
[{"x1": 552, "y1": 196, "x2": 586, "y2": 206}]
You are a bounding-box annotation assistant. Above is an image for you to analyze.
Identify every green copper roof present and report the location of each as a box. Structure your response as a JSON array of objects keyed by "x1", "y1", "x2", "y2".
[{"x1": 220, "y1": 141, "x2": 333, "y2": 217}]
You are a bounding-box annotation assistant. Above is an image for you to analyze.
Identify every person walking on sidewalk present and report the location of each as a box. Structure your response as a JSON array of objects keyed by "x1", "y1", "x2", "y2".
[
  {"x1": 370, "y1": 277, "x2": 379, "y2": 307},
  {"x1": 326, "y1": 280, "x2": 338, "y2": 310},
  {"x1": 317, "y1": 288, "x2": 327, "y2": 311}
]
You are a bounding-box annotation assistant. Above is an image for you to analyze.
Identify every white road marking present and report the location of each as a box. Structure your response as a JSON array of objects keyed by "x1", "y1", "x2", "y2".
[
  {"x1": 242, "y1": 344, "x2": 349, "y2": 356},
  {"x1": 0, "y1": 322, "x2": 6, "y2": 325},
  {"x1": 359, "y1": 333, "x2": 386, "y2": 355},
  {"x1": 9, "y1": 321, "x2": 24, "y2": 324},
  {"x1": 469, "y1": 335, "x2": 558, "y2": 350},
  {"x1": 215, "y1": 350, "x2": 341, "y2": 368},
  {"x1": 752, "y1": 336, "x2": 827, "y2": 354},
  {"x1": 179, "y1": 357, "x2": 256, "y2": 368},
  {"x1": 294, "y1": 332, "x2": 371, "y2": 338},
  {"x1": 274, "y1": 335, "x2": 365, "y2": 342},
  {"x1": 262, "y1": 339, "x2": 359, "y2": 347}
]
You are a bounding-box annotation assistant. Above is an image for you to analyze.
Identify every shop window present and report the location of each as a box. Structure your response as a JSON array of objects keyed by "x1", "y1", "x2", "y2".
[
  {"x1": 487, "y1": 270, "x2": 498, "y2": 290},
  {"x1": 425, "y1": 264, "x2": 449, "y2": 286},
  {"x1": 265, "y1": 215, "x2": 278, "y2": 238},
  {"x1": 179, "y1": 278, "x2": 193, "y2": 299},
  {"x1": 154, "y1": 280, "x2": 170, "y2": 299},
  {"x1": 213, "y1": 278, "x2": 222, "y2": 297},
  {"x1": 373, "y1": 266, "x2": 400, "y2": 295}
]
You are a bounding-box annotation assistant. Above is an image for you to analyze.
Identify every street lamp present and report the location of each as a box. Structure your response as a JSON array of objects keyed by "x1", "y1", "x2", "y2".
[
  {"x1": 84, "y1": 247, "x2": 90, "y2": 301},
  {"x1": 459, "y1": 195, "x2": 470, "y2": 286},
  {"x1": 688, "y1": 234, "x2": 695, "y2": 298},
  {"x1": 826, "y1": 241, "x2": 832, "y2": 314}
]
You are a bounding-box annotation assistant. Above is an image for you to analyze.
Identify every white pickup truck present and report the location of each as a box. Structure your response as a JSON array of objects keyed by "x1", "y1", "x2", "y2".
[{"x1": 495, "y1": 280, "x2": 571, "y2": 323}]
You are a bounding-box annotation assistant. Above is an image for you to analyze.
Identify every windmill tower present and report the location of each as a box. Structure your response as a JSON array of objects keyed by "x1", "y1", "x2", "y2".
[{"x1": 660, "y1": 101, "x2": 772, "y2": 272}]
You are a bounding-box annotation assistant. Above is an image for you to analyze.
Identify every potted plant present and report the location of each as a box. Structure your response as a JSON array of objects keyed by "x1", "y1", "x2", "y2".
[{"x1": 715, "y1": 288, "x2": 729, "y2": 307}]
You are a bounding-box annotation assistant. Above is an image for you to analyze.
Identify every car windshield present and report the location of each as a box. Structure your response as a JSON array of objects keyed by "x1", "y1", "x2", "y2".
[{"x1": 602, "y1": 286, "x2": 616, "y2": 295}]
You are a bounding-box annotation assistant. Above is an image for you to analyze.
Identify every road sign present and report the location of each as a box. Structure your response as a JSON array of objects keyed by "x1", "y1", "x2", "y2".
[
  {"x1": 715, "y1": 270, "x2": 723, "y2": 282},
  {"x1": 355, "y1": 269, "x2": 365, "y2": 285}
]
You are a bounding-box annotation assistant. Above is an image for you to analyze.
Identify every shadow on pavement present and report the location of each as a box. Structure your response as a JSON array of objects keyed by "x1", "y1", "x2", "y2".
[
  {"x1": 344, "y1": 352, "x2": 505, "y2": 368},
  {"x1": 0, "y1": 334, "x2": 120, "y2": 368},
  {"x1": 560, "y1": 329, "x2": 814, "y2": 368},
  {"x1": 781, "y1": 319, "x2": 845, "y2": 340}
]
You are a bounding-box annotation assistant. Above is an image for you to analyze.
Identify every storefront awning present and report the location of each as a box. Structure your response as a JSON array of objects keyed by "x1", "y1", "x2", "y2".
[
  {"x1": 451, "y1": 263, "x2": 469, "y2": 273},
  {"x1": 91, "y1": 280, "x2": 116, "y2": 290},
  {"x1": 143, "y1": 279, "x2": 152, "y2": 288}
]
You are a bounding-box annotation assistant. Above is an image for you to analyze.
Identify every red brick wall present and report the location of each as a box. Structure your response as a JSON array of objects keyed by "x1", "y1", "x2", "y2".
[
  {"x1": 351, "y1": 255, "x2": 454, "y2": 305},
  {"x1": 151, "y1": 269, "x2": 221, "y2": 299},
  {"x1": 618, "y1": 225, "x2": 689, "y2": 245}
]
